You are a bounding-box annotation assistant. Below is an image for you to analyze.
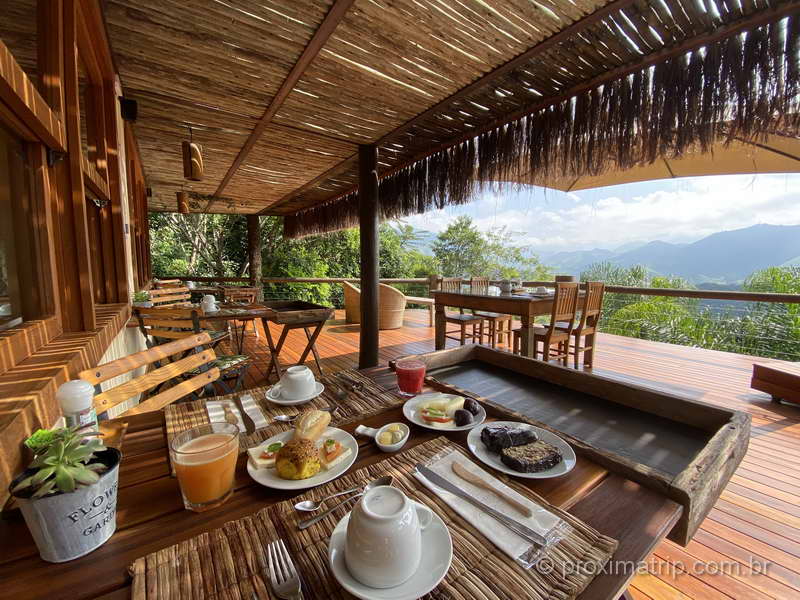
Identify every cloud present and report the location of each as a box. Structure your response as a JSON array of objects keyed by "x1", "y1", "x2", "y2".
[{"x1": 401, "y1": 174, "x2": 800, "y2": 252}]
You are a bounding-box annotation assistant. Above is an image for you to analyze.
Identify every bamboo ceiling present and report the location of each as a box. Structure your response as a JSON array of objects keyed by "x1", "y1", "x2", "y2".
[{"x1": 99, "y1": 0, "x2": 798, "y2": 225}]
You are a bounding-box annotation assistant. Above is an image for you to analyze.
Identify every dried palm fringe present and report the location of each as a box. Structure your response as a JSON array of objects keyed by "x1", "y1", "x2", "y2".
[{"x1": 285, "y1": 17, "x2": 800, "y2": 239}]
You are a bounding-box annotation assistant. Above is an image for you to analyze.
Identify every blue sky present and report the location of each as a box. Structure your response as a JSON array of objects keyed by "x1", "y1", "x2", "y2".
[{"x1": 402, "y1": 173, "x2": 800, "y2": 254}]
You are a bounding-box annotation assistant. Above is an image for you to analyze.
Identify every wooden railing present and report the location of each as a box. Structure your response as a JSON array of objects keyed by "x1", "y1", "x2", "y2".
[
  {"x1": 162, "y1": 275, "x2": 800, "y2": 362},
  {"x1": 167, "y1": 276, "x2": 429, "y2": 285},
  {"x1": 512, "y1": 281, "x2": 800, "y2": 304},
  {"x1": 163, "y1": 275, "x2": 800, "y2": 304}
]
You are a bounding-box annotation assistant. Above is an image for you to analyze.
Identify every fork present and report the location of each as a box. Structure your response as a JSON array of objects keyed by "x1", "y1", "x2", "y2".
[{"x1": 267, "y1": 539, "x2": 303, "y2": 599}]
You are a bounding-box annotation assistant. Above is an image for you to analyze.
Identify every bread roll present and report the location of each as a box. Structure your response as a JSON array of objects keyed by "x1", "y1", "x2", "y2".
[
  {"x1": 275, "y1": 439, "x2": 320, "y2": 480},
  {"x1": 293, "y1": 410, "x2": 331, "y2": 442}
]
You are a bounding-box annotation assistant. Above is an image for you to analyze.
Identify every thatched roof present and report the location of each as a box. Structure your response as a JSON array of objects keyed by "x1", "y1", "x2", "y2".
[{"x1": 98, "y1": 0, "x2": 799, "y2": 234}]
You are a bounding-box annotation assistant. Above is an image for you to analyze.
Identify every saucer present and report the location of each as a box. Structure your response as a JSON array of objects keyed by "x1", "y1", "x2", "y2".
[
  {"x1": 265, "y1": 381, "x2": 324, "y2": 405},
  {"x1": 328, "y1": 509, "x2": 452, "y2": 600}
]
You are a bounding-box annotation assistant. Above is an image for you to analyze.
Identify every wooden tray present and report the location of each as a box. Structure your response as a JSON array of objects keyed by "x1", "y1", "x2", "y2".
[
  {"x1": 395, "y1": 344, "x2": 750, "y2": 546},
  {"x1": 260, "y1": 300, "x2": 334, "y2": 324}
]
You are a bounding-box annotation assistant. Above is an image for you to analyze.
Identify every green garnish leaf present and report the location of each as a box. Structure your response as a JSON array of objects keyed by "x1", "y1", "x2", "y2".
[{"x1": 266, "y1": 442, "x2": 283, "y2": 453}]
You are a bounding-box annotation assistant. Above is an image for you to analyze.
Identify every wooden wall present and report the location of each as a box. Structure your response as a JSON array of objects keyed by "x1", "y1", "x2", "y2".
[{"x1": 0, "y1": 0, "x2": 149, "y2": 505}]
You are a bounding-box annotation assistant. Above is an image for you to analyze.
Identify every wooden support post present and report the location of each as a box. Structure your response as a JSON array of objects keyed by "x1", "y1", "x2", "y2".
[
  {"x1": 246, "y1": 214, "x2": 263, "y2": 302},
  {"x1": 61, "y1": 0, "x2": 96, "y2": 330},
  {"x1": 358, "y1": 144, "x2": 379, "y2": 369}
]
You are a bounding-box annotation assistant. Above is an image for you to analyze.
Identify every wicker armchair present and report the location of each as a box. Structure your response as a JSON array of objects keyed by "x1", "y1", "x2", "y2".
[{"x1": 341, "y1": 281, "x2": 406, "y2": 330}]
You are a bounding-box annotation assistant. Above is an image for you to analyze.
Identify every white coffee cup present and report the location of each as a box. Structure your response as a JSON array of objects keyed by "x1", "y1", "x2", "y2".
[
  {"x1": 535, "y1": 286, "x2": 548, "y2": 294},
  {"x1": 273, "y1": 365, "x2": 316, "y2": 400},
  {"x1": 345, "y1": 486, "x2": 433, "y2": 588}
]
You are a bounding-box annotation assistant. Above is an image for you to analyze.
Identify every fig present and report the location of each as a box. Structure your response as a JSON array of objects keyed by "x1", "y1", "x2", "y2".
[
  {"x1": 463, "y1": 398, "x2": 481, "y2": 416},
  {"x1": 453, "y1": 409, "x2": 474, "y2": 427}
]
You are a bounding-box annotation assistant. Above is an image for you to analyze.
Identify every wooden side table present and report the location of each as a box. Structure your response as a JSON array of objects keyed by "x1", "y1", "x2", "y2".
[
  {"x1": 752, "y1": 362, "x2": 800, "y2": 405},
  {"x1": 260, "y1": 300, "x2": 334, "y2": 380}
]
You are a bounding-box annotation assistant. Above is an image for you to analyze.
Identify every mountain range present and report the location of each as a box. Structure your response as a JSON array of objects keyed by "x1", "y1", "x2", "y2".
[{"x1": 539, "y1": 224, "x2": 800, "y2": 284}]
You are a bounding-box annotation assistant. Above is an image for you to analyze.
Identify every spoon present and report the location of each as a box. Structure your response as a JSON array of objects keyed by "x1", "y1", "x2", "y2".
[
  {"x1": 294, "y1": 484, "x2": 362, "y2": 512},
  {"x1": 270, "y1": 405, "x2": 339, "y2": 424},
  {"x1": 298, "y1": 475, "x2": 393, "y2": 530}
]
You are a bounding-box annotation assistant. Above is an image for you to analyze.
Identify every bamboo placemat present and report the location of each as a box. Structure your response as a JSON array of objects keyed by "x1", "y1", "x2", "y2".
[
  {"x1": 130, "y1": 437, "x2": 617, "y2": 600},
  {"x1": 164, "y1": 369, "x2": 404, "y2": 454}
]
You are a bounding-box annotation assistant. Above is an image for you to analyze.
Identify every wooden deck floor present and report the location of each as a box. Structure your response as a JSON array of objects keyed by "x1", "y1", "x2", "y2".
[{"x1": 228, "y1": 309, "x2": 800, "y2": 600}]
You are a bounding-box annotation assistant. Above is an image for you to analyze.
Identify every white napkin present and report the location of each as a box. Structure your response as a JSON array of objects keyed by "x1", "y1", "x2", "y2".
[
  {"x1": 414, "y1": 450, "x2": 564, "y2": 565},
  {"x1": 206, "y1": 394, "x2": 269, "y2": 431}
]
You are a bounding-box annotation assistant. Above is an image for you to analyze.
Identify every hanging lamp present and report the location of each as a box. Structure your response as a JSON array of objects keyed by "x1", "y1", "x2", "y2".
[
  {"x1": 176, "y1": 187, "x2": 190, "y2": 214},
  {"x1": 182, "y1": 125, "x2": 204, "y2": 181}
]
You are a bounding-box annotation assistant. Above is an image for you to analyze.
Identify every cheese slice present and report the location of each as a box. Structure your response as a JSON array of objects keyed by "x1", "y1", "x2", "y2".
[
  {"x1": 420, "y1": 395, "x2": 464, "y2": 416},
  {"x1": 247, "y1": 442, "x2": 282, "y2": 469},
  {"x1": 320, "y1": 446, "x2": 352, "y2": 471}
]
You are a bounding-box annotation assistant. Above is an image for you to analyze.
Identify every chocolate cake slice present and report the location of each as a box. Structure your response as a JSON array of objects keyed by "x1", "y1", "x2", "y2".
[
  {"x1": 480, "y1": 424, "x2": 538, "y2": 453},
  {"x1": 500, "y1": 440, "x2": 563, "y2": 473}
]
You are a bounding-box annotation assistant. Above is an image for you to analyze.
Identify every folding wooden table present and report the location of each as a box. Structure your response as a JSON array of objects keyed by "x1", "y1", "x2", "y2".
[{"x1": 259, "y1": 300, "x2": 334, "y2": 380}]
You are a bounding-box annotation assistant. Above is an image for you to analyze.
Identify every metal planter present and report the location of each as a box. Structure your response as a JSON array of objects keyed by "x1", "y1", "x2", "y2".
[{"x1": 10, "y1": 448, "x2": 121, "y2": 563}]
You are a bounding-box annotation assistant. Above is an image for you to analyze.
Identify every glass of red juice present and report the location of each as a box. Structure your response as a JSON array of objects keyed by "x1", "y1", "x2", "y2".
[{"x1": 395, "y1": 359, "x2": 426, "y2": 397}]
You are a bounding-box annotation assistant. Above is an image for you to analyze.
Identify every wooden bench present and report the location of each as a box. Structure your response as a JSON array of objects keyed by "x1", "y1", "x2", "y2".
[
  {"x1": 752, "y1": 362, "x2": 800, "y2": 405},
  {"x1": 406, "y1": 295, "x2": 434, "y2": 326}
]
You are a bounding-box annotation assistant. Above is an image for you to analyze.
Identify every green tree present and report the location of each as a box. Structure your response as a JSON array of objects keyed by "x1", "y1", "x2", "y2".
[
  {"x1": 581, "y1": 262, "x2": 697, "y2": 343},
  {"x1": 432, "y1": 216, "x2": 488, "y2": 277},
  {"x1": 432, "y1": 216, "x2": 548, "y2": 280}
]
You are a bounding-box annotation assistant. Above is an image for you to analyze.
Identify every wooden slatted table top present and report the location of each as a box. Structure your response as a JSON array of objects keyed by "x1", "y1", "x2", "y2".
[{"x1": 0, "y1": 367, "x2": 681, "y2": 600}]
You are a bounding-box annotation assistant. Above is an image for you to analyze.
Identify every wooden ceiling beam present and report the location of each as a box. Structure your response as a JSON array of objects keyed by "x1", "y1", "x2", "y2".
[
  {"x1": 284, "y1": 1, "x2": 799, "y2": 213},
  {"x1": 267, "y1": 0, "x2": 637, "y2": 213},
  {"x1": 206, "y1": 0, "x2": 355, "y2": 211}
]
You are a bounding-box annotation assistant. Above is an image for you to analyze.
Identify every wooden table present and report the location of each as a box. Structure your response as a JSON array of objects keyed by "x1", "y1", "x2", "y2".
[
  {"x1": 198, "y1": 303, "x2": 271, "y2": 354},
  {"x1": 433, "y1": 290, "x2": 584, "y2": 358},
  {"x1": 0, "y1": 367, "x2": 681, "y2": 600},
  {"x1": 259, "y1": 300, "x2": 334, "y2": 380}
]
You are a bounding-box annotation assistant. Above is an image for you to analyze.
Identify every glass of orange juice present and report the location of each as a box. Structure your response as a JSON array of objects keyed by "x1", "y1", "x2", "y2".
[{"x1": 170, "y1": 423, "x2": 239, "y2": 512}]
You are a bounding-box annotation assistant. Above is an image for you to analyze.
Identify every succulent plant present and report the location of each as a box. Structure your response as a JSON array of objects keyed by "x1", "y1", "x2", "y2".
[
  {"x1": 132, "y1": 290, "x2": 151, "y2": 303},
  {"x1": 12, "y1": 427, "x2": 108, "y2": 499}
]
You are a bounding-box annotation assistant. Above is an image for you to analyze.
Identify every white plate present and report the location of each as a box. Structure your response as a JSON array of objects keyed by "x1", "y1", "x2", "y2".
[
  {"x1": 265, "y1": 381, "x2": 324, "y2": 405},
  {"x1": 246, "y1": 427, "x2": 357, "y2": 490},
  {"x1": 328, "y1": 508, "x2": 452, "y2": 600},
  {"x1": 402, "y1": 393, "x2": 486, "y2": 432},
  {"x1": 467, "y1": 421, "x2": 576, "y2": 479}
]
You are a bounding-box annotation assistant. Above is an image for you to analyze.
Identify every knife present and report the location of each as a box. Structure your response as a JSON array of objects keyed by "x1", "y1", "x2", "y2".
[
  {"x1": 416, "y1": 463, "x2": 546, "y2": 546},
  {"x1": 232, "y1": 395, "x2": 257, "y2": 434}
]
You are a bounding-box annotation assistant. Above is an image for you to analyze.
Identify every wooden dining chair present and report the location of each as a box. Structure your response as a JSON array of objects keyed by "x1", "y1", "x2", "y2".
[
  {"x1": 134, "y1": 308, "x2": 251, "y2": 393},
  {"x1": 154, "y1": 279, "x2": 182, "y2": 288},
  {"x1": 513, "y1": 282, "x2": 580, "y2": 365},
  {"x1": 223, "y1": 286, "x2": 261, "y2": 337},
  {"x1": 147, "y1": 286, "x2": 192, "y2": 308},
  {"x1": 223, "y1": 286, "x2": 259, "y2": 303},
  {"x1": 441, "y1": 277, "x2": 484, "y2": 345},
  {"x1": 78, "y1": 333, "x2": 220, "y2": 418},
  {"x1": 470, "y1": 276, "x2": 513, "y2": 349},
  {"x1": 134, "y1": 307, "x2": 229, "y2": 350},
  {"x1": 567, "y1": 281, "x2": 605, "y2": 368}
]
